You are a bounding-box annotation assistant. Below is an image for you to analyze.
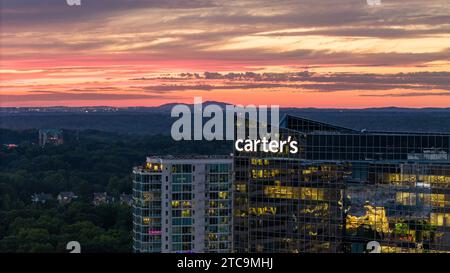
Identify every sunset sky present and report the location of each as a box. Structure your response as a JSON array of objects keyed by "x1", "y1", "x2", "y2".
[{"x1": 1, "y1": 0, "x2": 450, "y2": 108}]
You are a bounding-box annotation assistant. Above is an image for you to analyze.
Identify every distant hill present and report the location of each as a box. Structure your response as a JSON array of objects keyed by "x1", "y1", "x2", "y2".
[{"x1": 1, "y1": 103, "x2": 449, "y2": 134}]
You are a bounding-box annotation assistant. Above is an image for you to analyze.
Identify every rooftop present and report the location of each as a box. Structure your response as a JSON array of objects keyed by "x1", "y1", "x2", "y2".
[
  {"x1": 282, "y1": 114, "x2": 450, "y2": 136},
  {"x1": 146, "y1": 155, "x2": 233, "y2": 160}
]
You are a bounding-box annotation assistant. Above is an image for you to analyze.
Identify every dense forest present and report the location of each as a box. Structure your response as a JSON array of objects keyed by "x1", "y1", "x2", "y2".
[
  {"x1": 0, "y1": 129, "x2": 231, "y2": 252},
  {"x1": 2, "y1": 108, "x2": 450, "y2": 134}
]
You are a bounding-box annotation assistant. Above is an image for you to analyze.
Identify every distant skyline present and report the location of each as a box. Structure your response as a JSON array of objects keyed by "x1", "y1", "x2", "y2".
[{"x1": 1, "y1": 0, "x2": 450, "y2": 108}]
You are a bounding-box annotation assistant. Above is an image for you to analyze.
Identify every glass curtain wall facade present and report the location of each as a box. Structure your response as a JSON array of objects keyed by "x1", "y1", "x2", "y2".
[{"x1": 234, "y1": 115, "x2": 450, "y2": 253}]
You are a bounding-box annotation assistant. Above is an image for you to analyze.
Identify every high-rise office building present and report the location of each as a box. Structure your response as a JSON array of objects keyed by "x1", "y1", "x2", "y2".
[
  {"x1": 38, "y1": 129, "x2": 64, "y2": 147},
  {"x1": 234, "y1": 115, "x2": 450, "y2": 253},
  {"x1": 133, "y1": 156, "x2": 233, "y2": 253}
]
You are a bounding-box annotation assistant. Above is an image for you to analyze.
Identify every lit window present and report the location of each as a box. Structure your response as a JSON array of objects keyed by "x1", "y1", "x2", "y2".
[
  {"x1": 235, "y1": 184, "x2": 247, "y2": 193},
  {"x1": 430, "y1": 213, "x2": 444, "y2": 226},
  {"x1": 181, "y1": 210, "x2": 191, "y2": 217},
  {"x1": 218, "y1": 192, "x2": 228, "y2": 199}
]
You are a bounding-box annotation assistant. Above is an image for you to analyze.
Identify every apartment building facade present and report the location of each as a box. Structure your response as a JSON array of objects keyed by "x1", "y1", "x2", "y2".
[{"x1": 133, "y1": 156, "x2": 233, "y2": 253}]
